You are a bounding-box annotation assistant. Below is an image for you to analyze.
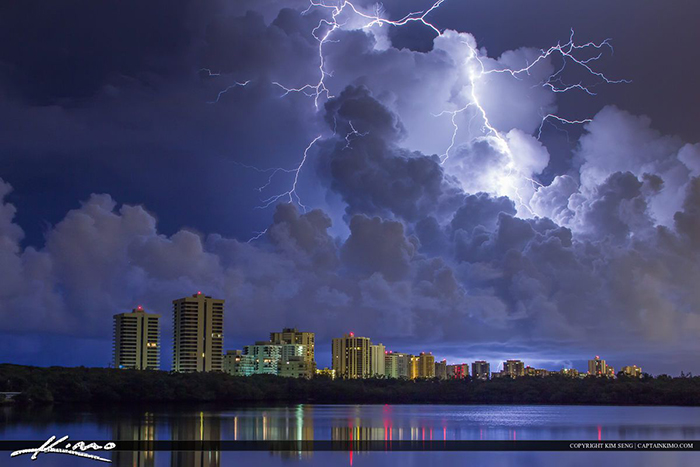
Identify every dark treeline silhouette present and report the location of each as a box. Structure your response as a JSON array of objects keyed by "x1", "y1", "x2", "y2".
[{"x1": 1, "y1": 364, "x2": 699, "y2": 406}]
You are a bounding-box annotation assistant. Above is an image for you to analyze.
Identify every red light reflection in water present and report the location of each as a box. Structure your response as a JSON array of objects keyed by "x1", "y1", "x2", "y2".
[
  {"x1": 598, "y1": 425, "x2": 602, "y2": 441},
  {"x1": 443, "y1": 426, "x2": 447, "y2": 440},
  {"x1": 349, "y1": 423, "x2": 353, "y2": 466}
]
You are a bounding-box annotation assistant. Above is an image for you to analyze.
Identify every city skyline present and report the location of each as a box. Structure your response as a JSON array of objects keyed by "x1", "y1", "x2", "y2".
[
  {"x1": 1, "y1": 0, "x2": 699, "y2": 376},
  {"x1": 112, "y1": 295, "x2": 645, "y2": 378}
]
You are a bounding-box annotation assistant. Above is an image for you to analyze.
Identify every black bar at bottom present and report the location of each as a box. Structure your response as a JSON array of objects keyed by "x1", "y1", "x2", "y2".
[{"x1": 0, "y1": 440, "x2": 698, "y2": 451}]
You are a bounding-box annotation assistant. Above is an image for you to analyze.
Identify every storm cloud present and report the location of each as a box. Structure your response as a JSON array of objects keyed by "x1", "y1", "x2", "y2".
[{"x1": 1, "y1": 0, "x2": 699, "y2": 373}]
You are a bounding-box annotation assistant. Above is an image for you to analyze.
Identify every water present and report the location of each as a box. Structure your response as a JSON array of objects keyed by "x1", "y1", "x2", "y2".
[{"x1": 1, "y1": 404, "x2": 698, "y2": 466}]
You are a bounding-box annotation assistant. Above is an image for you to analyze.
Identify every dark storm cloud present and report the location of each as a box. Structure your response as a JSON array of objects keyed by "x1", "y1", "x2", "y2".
[{"x1": 318, "y1": 85, "x2": 463, "y2": 222}]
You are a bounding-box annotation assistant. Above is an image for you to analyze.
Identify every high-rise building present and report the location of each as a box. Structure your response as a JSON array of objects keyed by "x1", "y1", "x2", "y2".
[
  {"x1": 446, "y1": 363, "x2": 469, "y2": 379},
  {"x1": 113, "y1": 306, "x2": 161, "y2": 370},
  {"x1": 384, "y1": 351, "x2": 399, "y2": 378},
  {"x1": 416, "y1": 353, "x2": 435, "y2": 378},
  {"x1": 370, "y1": 343, "x2": 386, "y2": 377},
  {"x1": 332, "y1": 333, "x2": 371, "y2": 379},
  {"x1": 223, "y1": 350, "x2": 254, "y2": 376},
  {"x1": 244, "y1": 341, "x2": 282, "y2": 375},
  {"x1": 435, "y1": 359, "x2": 448, "y2": 379},
  {"x1": 588, "y1": 356, "x2": 606, "y2": 377},
  {"x1": 279, "y1": 356, "x2": 316, "y2": 378},
  {"x1": 621, "y1": 365, "x2": 642, "y2": 377},
  {"x1": 172, "y1": 293, "x2": 224, "y2": 373},
  {"x1": 395, "y1": 353, "x2": 414, "y2": 379},
  {"x1": 270, "y1": 328, "x2": 316, "y2": 364},
  {"x1": 281, "y1": 343, "x2": 306, "y2": 362},
  {"x1": 605, "y1": 366, "x2": 616, "y2": 378},
  {"x1": 503, "y1": 360, "x2": 525, "y2": 378},
  {"x1": 472, "y1": 361, "x2": 490, "y2": 380}
]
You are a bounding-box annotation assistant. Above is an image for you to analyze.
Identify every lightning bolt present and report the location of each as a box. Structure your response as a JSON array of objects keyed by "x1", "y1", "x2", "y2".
[
  {"x1": 199, "y1": 68, "x2": 251, "y2": 104},
  {"x1": 255, "y1": 135, "x2": 323, "y2": 212},
  {"x1": 229, "y1": 0, "x2": 629, "y2": 231}
]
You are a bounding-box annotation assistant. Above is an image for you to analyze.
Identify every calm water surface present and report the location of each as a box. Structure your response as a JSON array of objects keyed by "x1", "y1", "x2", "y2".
[{"x1": 1, "y1": 404, "x2": 699, "y2": 466}]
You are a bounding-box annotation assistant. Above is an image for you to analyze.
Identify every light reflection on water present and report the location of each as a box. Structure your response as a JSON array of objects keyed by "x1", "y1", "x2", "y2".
[{"x1": 1, "y1": 404, "x2": 699, "y2": 466}]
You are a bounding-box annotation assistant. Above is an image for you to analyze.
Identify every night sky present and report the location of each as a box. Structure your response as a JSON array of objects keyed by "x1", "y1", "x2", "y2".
[{"x1": 1, "y1": 0, "x2": 699, "y2": 374}]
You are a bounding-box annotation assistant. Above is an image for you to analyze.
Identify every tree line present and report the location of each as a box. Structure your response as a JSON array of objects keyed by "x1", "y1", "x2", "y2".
[{"x1": 1, "y1": 364, "x2": 698, "y2": 406}]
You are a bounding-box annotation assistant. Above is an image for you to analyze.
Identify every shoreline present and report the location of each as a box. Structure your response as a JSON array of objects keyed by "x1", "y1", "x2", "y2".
[{"x1": 2, "y1": 364, "x2": 699, "y2": 407}]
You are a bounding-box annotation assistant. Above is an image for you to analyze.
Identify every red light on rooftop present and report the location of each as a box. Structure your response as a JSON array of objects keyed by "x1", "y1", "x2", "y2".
[
  {"x1": 137, "y1": 305, "x2": 143, "y2": 310},
  {"x1": 197, "y1": 291, "x2": 202, "y2": 295},
  {"x1": 349, "y1": 332, "x2": 354, "y2": 337}
]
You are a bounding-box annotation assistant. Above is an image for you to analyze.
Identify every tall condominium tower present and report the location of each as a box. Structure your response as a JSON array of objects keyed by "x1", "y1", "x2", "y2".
[
  {"x1": 270, "y1": 328, "x2": 316, "y2": 364},
  {"x1": 416, "y1": 352, "x2": 435, "y2": 378},
  {"x1": 503, "y1": 359, "x2": 525, "y2": 378},
  {"x1": 113, "y1": 306, "x2": 160, "y2": 370},
  {"x1": 588, "y1": 356, "x2": 607, "y2": 376},
  {"x1": 472, "y1": 361, "x2": 491, "y2": 380},
  {"x1": 172, "y1": 292, "x2": 224, "y2": 372},
  {"x1": 332, "y1": 332, "x2": 371, "y2": 379},
  {"x1": 369, "y1": 343, "x2": 386, "y2": 377}
]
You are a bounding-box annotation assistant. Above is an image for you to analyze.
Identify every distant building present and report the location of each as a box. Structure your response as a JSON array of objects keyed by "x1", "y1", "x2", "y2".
[
  {"x1": 332, "y1": 333, "x2": 371, "y2": 378},
  {"x1": 281, "y1": 343, "x2": 306, "y2": 362},
  {"x1": 270, "y1": 328, "x2": 315, "y2": 364},
  {"x1": 113, "y1": 307, "x2": 160, "y2": 370},
  {"x1": 588, "y1": 356, "x2": 606, "y2": 377},
  {"x1": 435, "y1": 359, "x2": 448, "y2": 380},
  {"x1": 244, "y1": 341, "x2": 282, "y2": 375},
  {"x1": 384, "y1": 351, "x2": 400, "y2": 378},
  {"x1": 503, "y1": 360, "x2": 525, "y2": 378},
  {"x1": 416, "y1": 353, "x2": 435, "y2": 378},
  {"x1": 316, "y1": 367, "x2": 336, "y2": 379},
  {"x1": 560, "y1": 368, "x2": 580, "y2": 378},
  {"x1": 446, "y1": 363, "x2": 469, "y2": 379},
  {"x1": 395, "y1": 353, "x2": 413, "y2": 379},
  {"x1": 621, "y1": 365, "x2": 642, "y2": 378},
  {"x1": 224, "y1": 350, "x2": 254, "y2": 376},
  {"x1": 525, "y1": 366, "x2": 551, "y2": 377},
  {"x1": 605, "y1": 366, "x2": 616, "y2": 378},
  {"x1": 370, "y1": 343, "x2": 386, "y2": 377},
  {"x1": 279, "y1": 356, "x2": 316, "y2": 378},
  {"x1": 172, "y1": 293, "x2": 224, "y2": 373},
  {"x1": 471, "y1": 361, "x2": 490, "y2": 380}
]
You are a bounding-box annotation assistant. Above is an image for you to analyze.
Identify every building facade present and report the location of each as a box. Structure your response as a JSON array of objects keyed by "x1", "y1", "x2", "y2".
[
  {"x1": 370, "y1": 343, "x2": 386, "y2": 377},
  {"x1": 435, "y1": 359, "x2": 448, "y2": 379},
  {"x1": 244, "y1": 341, "x2": 282, "y2": 375},
  {"x1": 621, "y1": 365, "x2": 642, "y2": 377},
  {"x1": 279, "y1": 356, "x2": 316, "y2": 378},
  {"x1": 113, "y1": 307, "x2": 160, "y2": 370},
  {"x1": 503, "y1": 360, "x2": 525, "y2": 378},
  {"x1": 384, "y1": 352, "x2": 399, "y2": 378},
  {"x1": 446, "y1": 363, "x2": 469, "y2": 379},
  {"x1": 416, "y1": 353, "x2": 435, "y2": 378},
  {"x1": 395, "y1": 352, "x2": 413, "y2": 379},
  {"x1": 588, "y1": 356, "x2": 607, "y2": 376},
  {"x1": 270, "y1": 328, "x2": 316, "y2": 364},
  {"x1": 332, "y1": 333, "x2": 371, "y2": 379},
  {"x1": 172, "y1": 293, "x2": 224, "y2": 372},
  {"x1": 472, "y1": 361, "x2": 490, "y2": 380},
  {"x1": 223, "y1": 350, "x2": 254, "y2": 376}
]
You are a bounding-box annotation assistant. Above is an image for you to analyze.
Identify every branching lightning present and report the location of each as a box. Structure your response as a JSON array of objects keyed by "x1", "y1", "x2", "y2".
[
  {"x1": 230, "y1": 0, "x2": 629, "y2": 236},
  {"x1": 256, "y1": 135, "x2": 323, "y2": 212},
  {"x1": 200, "y1": 68, "x2": 251, "y2": 104}
]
